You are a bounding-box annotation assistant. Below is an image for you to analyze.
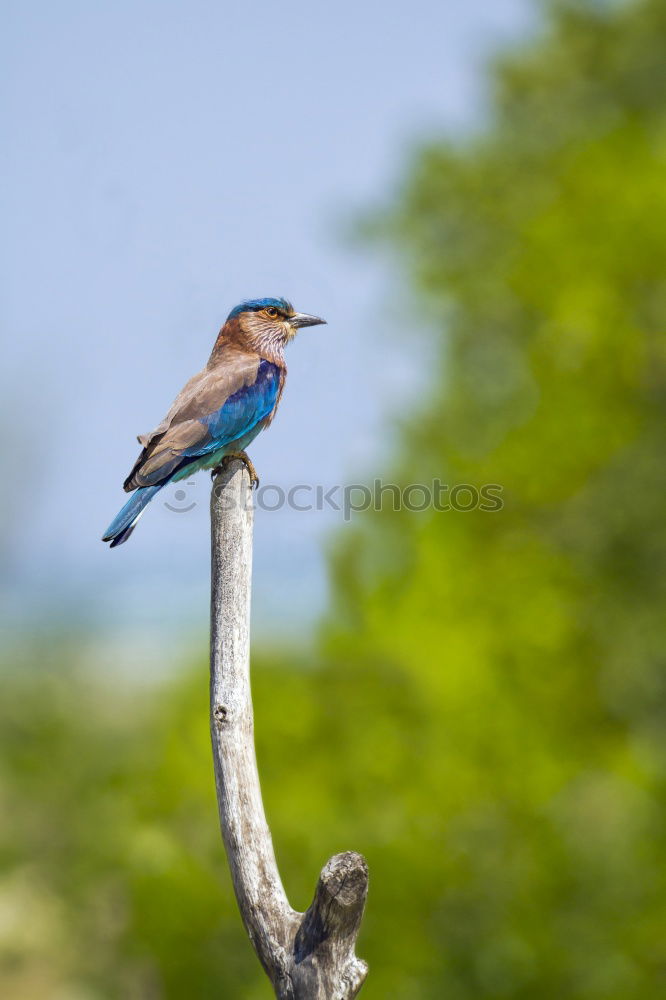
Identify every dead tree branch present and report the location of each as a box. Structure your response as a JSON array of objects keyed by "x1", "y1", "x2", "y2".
[{"x1": 210, "y1": 459, "x2": 368, "y2": 999}]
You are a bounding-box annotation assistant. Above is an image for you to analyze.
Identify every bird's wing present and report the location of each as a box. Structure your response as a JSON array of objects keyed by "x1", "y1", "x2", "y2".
[{"x1": 124, "y1": 354, "x2": 281, "y2": 490}]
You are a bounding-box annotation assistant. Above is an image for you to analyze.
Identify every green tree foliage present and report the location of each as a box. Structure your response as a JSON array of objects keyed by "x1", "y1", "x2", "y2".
[{"x1": 2, "y1": 1, "x2": 665, "y2": 996}]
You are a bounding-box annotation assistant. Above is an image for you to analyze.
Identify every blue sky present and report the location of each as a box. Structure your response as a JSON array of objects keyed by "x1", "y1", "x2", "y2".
[{"x1": 1, "y1": 0, "x2": 532, "y2": 653}]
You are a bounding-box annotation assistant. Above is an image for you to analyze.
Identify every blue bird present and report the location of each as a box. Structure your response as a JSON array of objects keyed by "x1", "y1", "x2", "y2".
[{"x1": 102, "y1": 297, "x2": 325, "y2": 547}]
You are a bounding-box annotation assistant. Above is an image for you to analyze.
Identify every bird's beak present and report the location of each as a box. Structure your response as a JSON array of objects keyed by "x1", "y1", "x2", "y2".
[{"x1": 289, "y1": 312, "x2": 326, "y2": 329}]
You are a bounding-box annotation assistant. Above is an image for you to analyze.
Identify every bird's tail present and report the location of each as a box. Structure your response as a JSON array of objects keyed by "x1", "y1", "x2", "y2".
[{"x1": 102, "y1": 484, "x2": 164, "y2": 547}]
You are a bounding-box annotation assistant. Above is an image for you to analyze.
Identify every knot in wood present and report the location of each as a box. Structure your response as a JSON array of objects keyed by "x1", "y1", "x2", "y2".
[{"x1": 213, "y1": 703, "x2": 229, "y2": 728}]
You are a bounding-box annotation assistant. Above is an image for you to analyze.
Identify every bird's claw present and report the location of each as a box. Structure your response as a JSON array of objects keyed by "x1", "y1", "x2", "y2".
[{"x1": 211, "y1": 451, "x2": 260, "y2": 489}]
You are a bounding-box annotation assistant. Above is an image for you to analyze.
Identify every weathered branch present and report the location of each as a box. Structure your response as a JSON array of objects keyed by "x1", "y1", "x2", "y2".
[{"x1": 210, "y1": 460, "x2": 368, "y2": 999}]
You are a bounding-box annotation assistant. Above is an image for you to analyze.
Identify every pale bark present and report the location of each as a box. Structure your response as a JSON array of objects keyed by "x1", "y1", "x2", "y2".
[{"x1": 210, "y1": 459, "x2": 368, "y2": 999}]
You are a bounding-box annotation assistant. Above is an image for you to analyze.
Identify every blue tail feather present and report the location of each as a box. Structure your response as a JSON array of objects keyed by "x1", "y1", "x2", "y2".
[{"x1": 102, "y1": 484, "x2": 164, "y2": 547}]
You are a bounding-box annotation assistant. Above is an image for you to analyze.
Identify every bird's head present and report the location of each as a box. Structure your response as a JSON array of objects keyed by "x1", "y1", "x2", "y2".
[{"x1": 225, "y1": 297, "x2": 326, "y2": 355}]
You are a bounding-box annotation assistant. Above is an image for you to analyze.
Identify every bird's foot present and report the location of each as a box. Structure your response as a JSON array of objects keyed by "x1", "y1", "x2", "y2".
[{"x1": 211, "y1": 451, "x2": 260, "y2": 489}]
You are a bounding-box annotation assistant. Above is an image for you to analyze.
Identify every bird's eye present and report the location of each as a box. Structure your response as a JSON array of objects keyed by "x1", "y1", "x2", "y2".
[{"x1": 265, "y1": 306, "x2": 279, "y2": 318}]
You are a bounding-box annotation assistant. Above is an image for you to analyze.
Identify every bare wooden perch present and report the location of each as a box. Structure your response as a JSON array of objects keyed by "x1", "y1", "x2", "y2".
[{"x1": 210, "y1": 459, "x2": 369, "y2": 999}]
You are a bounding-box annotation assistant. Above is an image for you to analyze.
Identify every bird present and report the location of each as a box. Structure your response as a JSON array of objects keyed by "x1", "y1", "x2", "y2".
[{"x1": 102, "y1": 297, "x2": 325, "y2": 547}]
